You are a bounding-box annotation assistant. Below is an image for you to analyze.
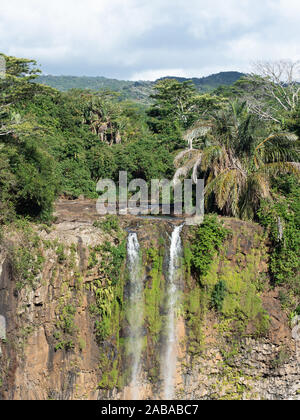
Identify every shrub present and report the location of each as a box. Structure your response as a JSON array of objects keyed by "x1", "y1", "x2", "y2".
[
  {"x1": 191, "y1": 215, "x2": 229, "y2": 280},
  {"x1": 212, "y1": 280, "x2": 227, "y2": 312},
  {"x1": 258, "y1": 175, "x2": 300, "y2": 285}
]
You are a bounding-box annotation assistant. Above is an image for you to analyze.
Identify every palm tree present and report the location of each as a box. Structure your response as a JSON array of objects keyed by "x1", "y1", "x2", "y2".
[
  {"x1": 174, "y1": 101, "x2": 300, "y2": 220},
  {"x1": 83, "y1": 94, "x2": 123, "y2": 145}
]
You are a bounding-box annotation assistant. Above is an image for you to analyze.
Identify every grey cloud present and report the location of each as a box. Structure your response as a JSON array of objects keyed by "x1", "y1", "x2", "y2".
[{"x1": 0, "y1": 0, "x2": 299, "y2": 79}]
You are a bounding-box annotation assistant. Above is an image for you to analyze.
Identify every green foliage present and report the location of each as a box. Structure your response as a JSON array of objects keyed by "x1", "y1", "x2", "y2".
[
  {"x1": 187, "y1": 220, "x2": 270, "y2": 339},
  {"x1": 86, "y1": 232, "x2": 127, "y2": 391},
  {"x1": 271, "y1": 347, "x2": 290, "y2": 369},
  {"x1": 192, "y1": 100, "x2": 300, "y2": 220},
  {"x1": 56, "y1": 304, "x2": 77, "y2": 335},
  {"x1": 99, "y1": 240, "x2": 127, "y2": 286},
  {"x1": 0, "y1": 53, "x2": 41, "y2": 108},
  {"x1": 54, "y1": 339, "x2": 75, "y2": 352},
  {"x1": 36, "y1": 75, "x2": 154, "y2": 104},
  {"x1": 0, "y1": 54, "x2": 175, "y2": 221},
  {"x1": 212, "y1": 280, "x2": 227, "y2": 312},
  {"x1": 93, "y1": 279, "x2": 115, "y2": 341},
  {"x1": 36, "y1": 71, "x2": 244, "y2": 99},
  {"x1": 258, "y1": 175, "x2": 300, "y2": 286},
  {"x1": 96, "y1": 215, "x2": 121, "y2": 235},
  {"x1": 191, "y1": 215, "x2": 229, "y2": 279},
  {"x1": 143, "y1": 244, "x2": 165, "y2": 381},
  {"x1": 1, "y1": 53, "x2": 299, "y2": 228},
  {"x1": 145, "y1": 246, "x2": 164, "y2": 341},
  {"x1": 88, "y1": 250, "x2": 98, "y2": 269},
  {"x1": 183, "y1": 283, "x2": 207, "y2": 357},
  {"x1": 205, "y1": 254, "x2": 270, "y2": 337},
  {"x1": 56, "y1": 244, "x2": 67, "y2": 264},
  {"x1": 78, "y1": 337, "x2": 86, "y2": 352},
  {"x1": 0, "y1": 55, "x2": 59, "y2": 221},
  {"x1": 147, "y1": 79, "x2": 225, "y2": 141},
  {"x1": 287, "y1": 104, "x2": 300, "y2": 137},
  {"x1": 148, "y1": 79, "x2": 199, "y2": 132},
  {"x1": 54, "y1": 302, "x2": 78, "y2": 352},
  {"x1": 7, "y1": 220, "x2": 45, "y2": 290},
  {"x1": 89, "y1": 237, "x2": 126, "y2": 343}
]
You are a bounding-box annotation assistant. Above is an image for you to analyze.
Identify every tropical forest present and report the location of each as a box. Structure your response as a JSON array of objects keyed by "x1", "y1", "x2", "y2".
[{"x1": 0, "y1": 52, "x2": 299, "y2": 401}]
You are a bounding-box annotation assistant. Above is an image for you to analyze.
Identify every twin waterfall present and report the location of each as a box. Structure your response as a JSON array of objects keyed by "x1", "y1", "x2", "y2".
[{"x1": 126, "y1": 225, "x2": 184, "y2": 400}]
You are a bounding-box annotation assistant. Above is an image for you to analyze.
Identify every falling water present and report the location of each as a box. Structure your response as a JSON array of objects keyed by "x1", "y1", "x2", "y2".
[
  {"x1": 127, "y1": 233, "x2": 144, "y2": 400},
  {"x1": 162, "y1": 224, "x2": 184, "y2": 400}
]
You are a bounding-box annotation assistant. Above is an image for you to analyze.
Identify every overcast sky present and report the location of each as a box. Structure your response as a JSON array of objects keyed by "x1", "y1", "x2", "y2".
[{"x1": 0, "y1": 0, "x2": 299, "y2": 80}]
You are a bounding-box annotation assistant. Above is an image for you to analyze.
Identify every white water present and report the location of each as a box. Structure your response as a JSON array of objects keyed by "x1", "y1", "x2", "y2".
[
  {"x1": 127, "y1": 233, "x2": 144, "y2": 400},
  {"x1": 162, "y1": 224, "x2": 184, "y2": 400}
]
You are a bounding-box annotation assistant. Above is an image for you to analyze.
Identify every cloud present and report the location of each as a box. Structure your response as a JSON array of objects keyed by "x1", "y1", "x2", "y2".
[
  {"x1": 0, "y1": 0, "x2": 299, "y2": 79},
  {"x1": 130, "y1": 68, "x2": 191, "y2": 82}
]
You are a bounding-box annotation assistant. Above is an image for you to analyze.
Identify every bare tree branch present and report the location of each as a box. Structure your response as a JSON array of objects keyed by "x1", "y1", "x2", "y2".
[{"x1": 244, "y1": 60, "x2": 300, "y2": 123}]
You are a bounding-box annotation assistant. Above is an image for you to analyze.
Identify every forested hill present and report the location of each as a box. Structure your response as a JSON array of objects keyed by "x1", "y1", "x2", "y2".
[
  {"x1": 158, "y1": 71, "x2": 245, "y2": 91},
  {"x1": 35, "y1": 75, "x2": 153, "y2": 103},
  {"x1": 36, "y1": 71, "x2": 245, "y2": 103}
]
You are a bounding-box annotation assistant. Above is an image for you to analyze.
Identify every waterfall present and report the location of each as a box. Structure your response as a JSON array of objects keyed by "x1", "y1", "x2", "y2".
[
  {"x1": 126, "y1": 226, "x2": 184, "y2": 400},
  {"x1": 162, "y1": 224, "x2": 184, "y2": 400},
  {"x1": 127, "y1": 233, "x2": 144, "y2": 400}
]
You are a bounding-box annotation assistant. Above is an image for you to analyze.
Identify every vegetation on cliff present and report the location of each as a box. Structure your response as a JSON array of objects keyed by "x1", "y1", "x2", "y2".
[{"x1": 0, "y1": 53, "x2": 299, "y2": 398}]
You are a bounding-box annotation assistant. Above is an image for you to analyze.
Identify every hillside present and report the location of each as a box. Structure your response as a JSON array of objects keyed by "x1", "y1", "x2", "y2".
[
  {"x1": 36, "y1": 75, "x2": 153, "y2": 103},
  {"x1": 36, "y1": 71, "x2": 245, "y2": 103},
  {"x1": 159, "y1": 71, "x2": 245, "y2": 91}
]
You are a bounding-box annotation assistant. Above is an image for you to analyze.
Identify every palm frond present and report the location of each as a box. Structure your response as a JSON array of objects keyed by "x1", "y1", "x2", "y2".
[
  {"x1": 201, "y1": 145, "x2": 224, "y2": 173},
  {"x1": 259, "y1": 162, "x2": 300, "y2": 178},
  {"x1": 240, "y1": 172, "x2": 272, "y2": 220},
  {"x1": 205, "y1": 169, "x2": 243, "y2": 216}
]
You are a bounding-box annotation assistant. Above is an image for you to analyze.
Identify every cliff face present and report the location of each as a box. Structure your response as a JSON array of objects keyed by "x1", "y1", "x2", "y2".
[
  {"x1": 181, "y1": 310, "x2": 299, "y2": 400},
  {"x1": 178, "y1": 219, "x2": 299, "y2": 401},
  {"x1": 0, "y1": 221, "x2": 106, "y2": 400},
  {"x1": 0, "y1": 203, "x2": 299, "y2": 400}
]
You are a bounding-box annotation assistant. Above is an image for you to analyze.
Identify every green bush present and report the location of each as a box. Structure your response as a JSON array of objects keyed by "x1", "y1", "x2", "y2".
[
  {"x1": 96, "y1": 215, "x2": 121, "y2": 235},
  {"x1": 57, "y1": 304, "x2": 77, "y2": 335},
  {"x1": 8, "y1": 221, "x2": 45, "y2": 290},
  {"x1": 191, "y1": 215, "x2": 229, "y2": 280},
  {"x1": 212, "y1": 280, "x2": 227, "y2": 312},
  {"x1": 100, "y1": 240, "x2": 127, "y2": 286},
  {"x1": 258, "y1": 175, "x2": 300, "y2": 285}
]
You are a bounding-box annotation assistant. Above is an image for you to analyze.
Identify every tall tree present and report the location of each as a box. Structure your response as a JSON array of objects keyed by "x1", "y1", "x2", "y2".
[
  {"x1": 0, "y1": 54, "x2": 42, "y2": 137},
  {"x1": 147, "y1": 78, "x2": 225, "y2": 141},
  {"x1": 0, "y1": 54, "x2": 59, "y2": 221},
  {"x1": 174, "y1": 101, "x2": 300, "y2": 219}
]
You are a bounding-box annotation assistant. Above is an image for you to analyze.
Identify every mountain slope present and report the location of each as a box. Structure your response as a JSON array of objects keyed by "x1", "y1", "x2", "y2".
[
  {"x1": 159, "y1": 71, "x2": 245, "y2": 90},
  {"x1": 36, "y1": 71, "x2": 245, "y2": 103}
]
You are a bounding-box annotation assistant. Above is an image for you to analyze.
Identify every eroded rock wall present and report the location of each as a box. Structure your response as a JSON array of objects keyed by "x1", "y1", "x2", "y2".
[{"x1": 0, "y1": 213, "x2": 299, "y2": 400}]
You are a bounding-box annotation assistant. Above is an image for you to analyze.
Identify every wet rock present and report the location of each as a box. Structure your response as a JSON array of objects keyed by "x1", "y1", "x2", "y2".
[{"x1": 0, "y1": 315, "x2": 6, "y2": 340}]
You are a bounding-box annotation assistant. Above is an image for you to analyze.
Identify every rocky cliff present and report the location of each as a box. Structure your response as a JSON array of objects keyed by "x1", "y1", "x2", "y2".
[{"x1": 0, "y1": 200, "x2": 299, "y2": 400}]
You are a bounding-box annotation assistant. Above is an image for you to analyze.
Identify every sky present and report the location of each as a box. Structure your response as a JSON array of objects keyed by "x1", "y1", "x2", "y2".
[{"x1": 0, "y1": 0, "x2": 299, "y2": 80}]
